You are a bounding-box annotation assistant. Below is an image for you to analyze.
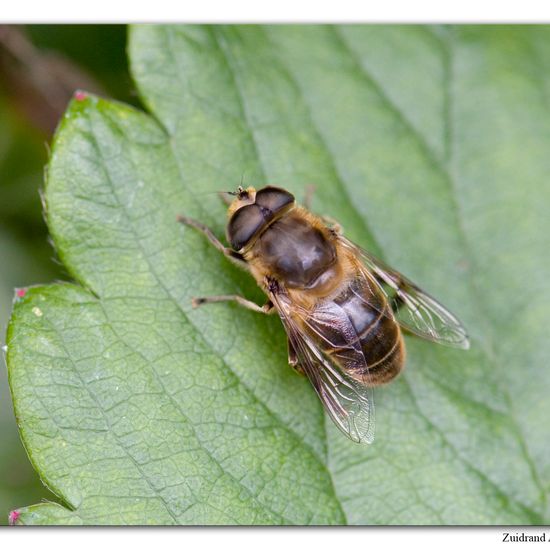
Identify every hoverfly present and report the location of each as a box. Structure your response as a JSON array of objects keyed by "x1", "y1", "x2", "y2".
[{"x1": 178, "y1": 186, "x2": 469, "y2": 443}]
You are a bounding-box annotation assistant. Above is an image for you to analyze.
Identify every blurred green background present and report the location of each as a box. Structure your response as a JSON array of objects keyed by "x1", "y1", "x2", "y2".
[{"x1": 0, "y1": 25, "x2": 137, "y2": 524}]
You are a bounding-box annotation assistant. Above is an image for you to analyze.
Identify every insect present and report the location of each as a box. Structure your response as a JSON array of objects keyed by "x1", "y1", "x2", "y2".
[{"x1": 178, "y1": 185, "x2": 469, "y2": 443}]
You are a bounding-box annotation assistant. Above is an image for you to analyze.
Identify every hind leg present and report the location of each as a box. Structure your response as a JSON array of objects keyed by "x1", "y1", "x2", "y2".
[{"x1": 287, "y1": 338, "x2": 305, "y2": 375}]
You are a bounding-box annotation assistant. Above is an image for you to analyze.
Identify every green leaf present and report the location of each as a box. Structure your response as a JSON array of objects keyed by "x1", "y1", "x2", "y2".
[{"x1": 6, "y1": 25, "x2": 550, "y2": 525}]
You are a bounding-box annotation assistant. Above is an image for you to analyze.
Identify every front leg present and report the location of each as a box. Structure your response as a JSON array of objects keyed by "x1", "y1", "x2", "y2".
[{"x1": 177, "y1": 215, "x2": 247, "y2": 269}]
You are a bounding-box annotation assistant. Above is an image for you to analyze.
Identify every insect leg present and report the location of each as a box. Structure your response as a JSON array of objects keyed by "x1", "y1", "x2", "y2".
[
  {"x1": 177, "y1": 215, "x2": 247, "y2": 268},
  {"x1": 302, "y1": 184, "x2": 316, "y2": 210},
  {"x1": 192, "y1": 295, "x2": 275, "y2": 314},
  {"x1": 218, "y1": 191, "x2": 233, "y2": 206},
  {"x1": 287, "y1": 337, "x2": 298, "y2": 366},
  {"x1": 287, "y1": 338, "x2": 305, "y2": 375},
  {"x1": 302, "y1": 186, "x2": 342, "y2": 235},
  {"x1": 322, "y1": 215, "x2": 343, "y2": 235}
]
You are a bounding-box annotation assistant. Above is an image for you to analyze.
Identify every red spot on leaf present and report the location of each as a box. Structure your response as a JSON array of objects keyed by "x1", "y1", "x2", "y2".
[
  {"x1": 8, "y1": 510, "x2": 20, "y2": 525},
  {"x1": 74, "y1": 90, "x2": 88, "y2": 102},
  {"x1": 16, "y1": 288, "x2": 27, "y2": 298}
]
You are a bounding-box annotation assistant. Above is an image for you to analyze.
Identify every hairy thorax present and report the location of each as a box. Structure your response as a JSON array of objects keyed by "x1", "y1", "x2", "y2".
[{"x1": 246, "y1": 209, "x2": 343, "y2": 299}]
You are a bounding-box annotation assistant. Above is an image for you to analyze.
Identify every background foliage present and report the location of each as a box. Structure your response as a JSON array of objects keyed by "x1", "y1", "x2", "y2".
[{"x1": 2, "y1": 25, "x2": 550, "y2": 525}]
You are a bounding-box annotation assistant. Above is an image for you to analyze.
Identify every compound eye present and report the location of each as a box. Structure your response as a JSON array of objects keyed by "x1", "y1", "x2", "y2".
[
  {"x1": 227, "y1": 204, "x2": 265, "y2": 250},
  {"x1": 254, "y1": 186, "x2": 294, "y2": 214}
]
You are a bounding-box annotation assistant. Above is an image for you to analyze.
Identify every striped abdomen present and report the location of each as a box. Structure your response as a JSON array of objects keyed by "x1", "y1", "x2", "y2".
[{"x1": 307, "y1": 276, "x2": 405, "y2": 386}]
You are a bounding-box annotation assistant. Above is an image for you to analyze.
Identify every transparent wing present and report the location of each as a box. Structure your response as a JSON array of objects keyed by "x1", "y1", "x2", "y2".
[
  {"x1": 340, "y1": 237, "x2": 470, "y2": 349},
  {"x1": 271, "y1": 289, "x2": 375, "y2": 444}
]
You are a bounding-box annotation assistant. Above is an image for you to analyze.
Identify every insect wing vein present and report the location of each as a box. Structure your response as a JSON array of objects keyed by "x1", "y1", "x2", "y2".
[
  {"x1": 270, "y1": 289, "x2": 375, "y2": 444},
  {"x1": 340, "y1": 237, "x2": 470, "y2": 349}
]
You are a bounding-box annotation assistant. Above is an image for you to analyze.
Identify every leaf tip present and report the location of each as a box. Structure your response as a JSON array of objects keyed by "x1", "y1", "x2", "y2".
[
  {"x1": 8, "y1": 509, "x2": 21, "y2": 526},
  {"x1": 15, "y1": 287, "x2": 27, "y2": 299},
  {"x1": 73, "y1": 89, "x2": 89, "y2": 102},
  {"x1": 68, "y1": 90, "x2": 98, "y2": 113}
]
